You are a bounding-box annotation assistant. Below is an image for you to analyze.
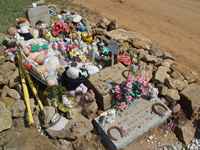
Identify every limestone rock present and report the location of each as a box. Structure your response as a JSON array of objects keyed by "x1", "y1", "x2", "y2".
[
  {"x1": 7, "y1": 69, "x2": 19, "y2": 81},
  {"x1": 162, "y1": 51, "x2": 175, "y2": 60},
  {"x1": 106, "y1": 29, "x2": 152, "y2": 49},
  {"x1": 165, "y1": 89, "x2": 180, "y2": 102},
  {"x1": 1, "y1": 128, "x2": 58, "y2": 150},
  {"x1": 183, "y1": 71, "x2": 198, "y2": 84},
  {"x1": 0, "y1": 62, "x2": 16, "y2": 75},
  {"x1": 142, "y1": 53, "x2": 159, "y2": 63},
  {"x1": 0, "y1": 55, "x2": 6, "y2": 64},
  {"x1": 57, "y1": 140, "x2": 73, "y2": 150},
  {"x1": 44, "y1": 106, "x2": 56, "y2": 125},
  {"x1": 165, "y1": 77, "x2": 188, "y2": 91},
  {"x1": 12, "y1": 118, "x2": 25, "y2": 129},
  {"x1": 46, "y1": 114, "x2": 93, "y2": 140},
  {"x1": 160, "y1": 85, "x2": 168, "y2": 96},
  {"x1": 179, "y1": 121, "x2": 195, "y2": 145},
  {"x1": 107, "y1": 20, "x2": 117, "y2": 31},
  {"x1": 82, "y1": 101, "x2": 98, "y2": 119},
  {"x1": 0, "y1": 102, "x2": 12, "y2": 132},
  {"x1": 161, "y1": 59, "x2": 174, "y2": 68},
  {"x1": 154, "y1": 66, "x2": 170, "y2": 83},
  {"x1": 181, "y1": 84, "x2": 200, "y2": 107},
  {"x1": 106, "y1": 29, "x2": 135, "y2": 41},
  {"x1": 138, "y1": 48, "x2": 148, "y2": 58},
  {"x1": 1, "y1": 85, "x2": 10, "y2": 98},
  {"x1": 149, "y1": 43, "x2": 164, "y2": 57},
  {"x1": 132, "y1": 39, "x2": 152, "y2": 50},
  {"x1": 172, "y1": 65, "x2": 198, "y2": 83},
  {"x1": 8, "y1": 78, "x2": 18, "y2": 88},
  {"x1": 11, "y1": 100, "x2": 25, "y2": 118},
  {"x1": 0, "y1": 75, "x2": 5, "y2": 85},
  {"x1": 97, "y1": 17, "x2": 110, "y2": 29},
  {"x1": 88, "y1": 63, "x2": 127, "y2": 110},
  {"x1": 1, "y1": 86, "x2": 20, "y2": 100},
  {"x1": 161, "y1": 86, "x2": 180, "y2": 102},
  {"x1": 4, "y1": 71, "x2": 15, "y2": 81},
  {"x1": 170, "y1": 70, "x2": 185, "y2": 81},
  {"x1": 0, "y1": 97, "x2": 16, "y2": 111},
  {"x1": 7, "y1": 88, "x2": 20, "y2": 100},
  {"x1": 46, "y1": 116, "x2": 72, "y2": 139},
  {"x1": 93, "y1": 28, "x2": 108, "y2": 36}
]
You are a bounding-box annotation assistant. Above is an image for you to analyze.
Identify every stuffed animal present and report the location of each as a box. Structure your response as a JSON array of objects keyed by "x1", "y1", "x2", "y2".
[
  {"x1": 65, "y1": 66, "x2": 81, "y2": 80},
  {"x1": 16, "y1": 18, "x2": 33, "y2": 41},
  {"x1": 65, "y1": 64, "x2": 89, "y2": 80},
  {"x1": 63, "y1": 63, "x2": 89, "y2": 90}
]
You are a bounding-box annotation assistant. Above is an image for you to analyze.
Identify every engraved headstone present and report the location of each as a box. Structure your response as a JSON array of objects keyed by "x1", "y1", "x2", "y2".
[
  {"x1": 94, "y1": 99, "x2": 171, "y2": 150},
  {"x1": 27, "y1": 5, "x2": 50, "y2": 26}
]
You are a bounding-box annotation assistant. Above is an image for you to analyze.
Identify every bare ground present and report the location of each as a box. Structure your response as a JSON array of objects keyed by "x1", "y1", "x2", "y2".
[
  {"x1": 69, "y1": 0, "x2": 200, "y2": 149},
  {"x1": 73, "y1": 0, "x2": 200, "y2": 75}
]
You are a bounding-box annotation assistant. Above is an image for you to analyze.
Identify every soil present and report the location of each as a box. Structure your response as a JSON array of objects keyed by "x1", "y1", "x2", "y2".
[
  {"x1": 1, "y1": 0, "x2": 197, "y2": 149},
  {"x1": 72, "y1": 0, "x2": 200, "y2": 76},
  {"x1": 68, "y1": 0, "x2": 199, "y2": 149}
]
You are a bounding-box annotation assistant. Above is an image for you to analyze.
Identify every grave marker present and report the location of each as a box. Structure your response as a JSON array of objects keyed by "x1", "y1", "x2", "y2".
[{"x1": 94, "y1": 98, "x2": 171, "y2": 150}]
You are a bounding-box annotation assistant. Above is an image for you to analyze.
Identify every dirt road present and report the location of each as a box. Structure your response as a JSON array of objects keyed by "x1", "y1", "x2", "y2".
[{"x1": 73, "y1": 0, "x2": 200, "y2": 75}]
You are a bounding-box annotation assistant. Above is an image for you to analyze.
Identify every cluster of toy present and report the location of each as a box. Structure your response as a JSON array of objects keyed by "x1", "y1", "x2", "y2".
[{"x1": 5, "y1": 10, "x2": 118, "y2": 87}]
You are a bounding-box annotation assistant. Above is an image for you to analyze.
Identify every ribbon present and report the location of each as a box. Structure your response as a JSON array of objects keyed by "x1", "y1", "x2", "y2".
[{"x1": 31, "y1": 44, "x2": 48, "y2": 52}]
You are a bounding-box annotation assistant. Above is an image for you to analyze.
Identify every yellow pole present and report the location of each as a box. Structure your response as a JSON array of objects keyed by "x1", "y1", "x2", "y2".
[
  {"x1": 17, "y1": 51, "x2": 34, "y2": 125},
  {"x1": 24, "y1": 70, "x2": 44, "y2": 111}
]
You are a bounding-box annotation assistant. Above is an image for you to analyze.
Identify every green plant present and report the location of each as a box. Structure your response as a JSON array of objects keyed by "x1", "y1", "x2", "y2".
[{"x1": 0, "y1": 0, "x2": 36, "y2": 33}]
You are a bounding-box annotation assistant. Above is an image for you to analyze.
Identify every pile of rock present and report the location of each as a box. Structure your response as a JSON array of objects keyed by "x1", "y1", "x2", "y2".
[
  {"x1": 96, "y1": 26, "x2": 199, "y2": 109},
  {"x1": 0, "y1": 54, "x2": 23, "y2": 132},
  {"x1": 93, "y1": 25, "x2": 200, "y2": 147},
  {"x1": 0, "y1": 3, "x2": 200, "y2": 150},
  {"x1": 0, "y1": 52, "x2": 104, "y2": 150}
]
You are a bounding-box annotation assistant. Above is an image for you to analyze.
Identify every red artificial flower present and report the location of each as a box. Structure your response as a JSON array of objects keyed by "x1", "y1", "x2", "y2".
[
  {"x1": 52, "y1": 21, "x2": 69, "y2": 37},
  {"x1": 117, "y1": 53, "x2": 132, "y2": 66}
]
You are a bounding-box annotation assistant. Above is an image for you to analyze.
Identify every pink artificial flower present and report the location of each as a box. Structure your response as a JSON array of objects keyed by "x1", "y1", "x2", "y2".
[
  {"x1": 52, "y1": 42, "x2": 58, "y2": 50},
  {"x1": 115, "y1": 85, "x2": 121, "y2": 94},
  {"x1": 125, "y1": 82, "x2": 132, "y2": 92},
  {"x1": 115, "y1": 92, "x2": 122, "y2": 100},
  {"x1": 58, "y1": 41, "x2": 66, "y2": 52},
  {"x1": 66, "y1": 44, "x2": 79, "y2": 52},
  {"x1": 126, "y1": 73, "x2": 133, "y2": 82},
  {"x1": 117, "y1": 102, "x2": 128, "y2": 111},
  {"x1": 137, "y1": 75, "x2": 149, "y2": 86},
  {"x1": 127, "y1": 95, "x2": 133, "y2": 103},
  {"x1": 141, "y1": 87, "x2": 148, "y2": 95}
]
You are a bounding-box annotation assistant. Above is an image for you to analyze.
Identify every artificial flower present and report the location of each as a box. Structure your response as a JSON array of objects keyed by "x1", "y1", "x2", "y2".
[{"x1": 52, "y1": 21, "x2": 69, "y2": 36}]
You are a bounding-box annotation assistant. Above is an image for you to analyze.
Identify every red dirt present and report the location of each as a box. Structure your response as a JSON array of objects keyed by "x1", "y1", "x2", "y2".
[{"x1": 73, "y1": 0, "x2": 200, "y2": 75}]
